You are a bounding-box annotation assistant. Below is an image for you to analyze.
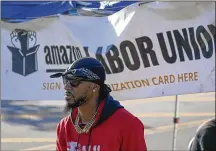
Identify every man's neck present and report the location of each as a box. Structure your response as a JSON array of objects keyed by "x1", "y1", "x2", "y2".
[{"x1": 78, "y1": 95, "x2": 99, "y2": 123}]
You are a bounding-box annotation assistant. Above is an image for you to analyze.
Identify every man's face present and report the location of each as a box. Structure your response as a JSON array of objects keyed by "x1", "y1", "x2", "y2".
[{"x1": 63, "y1": 78, "x2": 96, "y2": 111}]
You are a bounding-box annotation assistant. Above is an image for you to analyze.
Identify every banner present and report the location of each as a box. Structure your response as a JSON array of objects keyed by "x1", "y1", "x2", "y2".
[{"x1": 1, "y1": 2, "x2": 215, "y2": 101}]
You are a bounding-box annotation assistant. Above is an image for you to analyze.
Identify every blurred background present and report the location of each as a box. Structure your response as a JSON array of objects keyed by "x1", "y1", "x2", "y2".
[{"x1": 1, "y1": 92, "x2": 215, "y2": 150}]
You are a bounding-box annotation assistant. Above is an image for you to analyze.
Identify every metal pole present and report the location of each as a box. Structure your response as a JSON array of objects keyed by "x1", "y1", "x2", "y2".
[{"x1": 172, "y1": 95, "x2": 180, "y2": 151}]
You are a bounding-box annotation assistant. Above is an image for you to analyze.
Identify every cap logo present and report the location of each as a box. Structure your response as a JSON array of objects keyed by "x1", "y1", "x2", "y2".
[{"x1": 65, "y1": 68, "x2": 100, "y2": 81}]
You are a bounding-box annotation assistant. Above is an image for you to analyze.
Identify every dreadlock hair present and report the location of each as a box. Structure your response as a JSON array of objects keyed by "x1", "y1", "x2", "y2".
[{"x1": 98, "y1": 81, "x2": 111, "y2": 103}]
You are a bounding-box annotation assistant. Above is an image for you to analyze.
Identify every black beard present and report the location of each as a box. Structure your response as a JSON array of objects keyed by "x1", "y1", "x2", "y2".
[{"x1": 63, "y1": 94, "x2": 88, "y2": 113}]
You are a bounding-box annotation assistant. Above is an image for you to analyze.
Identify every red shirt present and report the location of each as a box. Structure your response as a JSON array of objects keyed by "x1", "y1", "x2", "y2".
[{"x1": 56, "y1": 96, "x2": 147, "y2": 151}]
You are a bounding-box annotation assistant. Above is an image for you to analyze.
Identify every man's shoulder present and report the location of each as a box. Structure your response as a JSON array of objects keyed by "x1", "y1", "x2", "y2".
[
  {"x1": 57, "y1": 115, "x2": 71, "y2": 128},
  {"x1": 114, "y1": 108, "x2": 136, "y2": 118},
  {"x1": 113, "y1": 108, "x2": 144, "y2": 128}
]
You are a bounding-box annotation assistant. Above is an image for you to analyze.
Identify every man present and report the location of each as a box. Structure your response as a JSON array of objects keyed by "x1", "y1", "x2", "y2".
[
  {"x1": 50, "y1": 57, "x2": 147, "y2": 151},
  {"x1": 189, "y1": 118, "x2": 216, "y2": 151}
]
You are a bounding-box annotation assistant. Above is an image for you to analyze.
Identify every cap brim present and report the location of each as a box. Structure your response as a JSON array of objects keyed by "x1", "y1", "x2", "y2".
[{"x1": 50, "y1": 73, "x2": 64, "y2": 78}]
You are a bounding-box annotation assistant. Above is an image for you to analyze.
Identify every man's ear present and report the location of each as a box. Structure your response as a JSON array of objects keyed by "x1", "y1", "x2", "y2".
[{"x1": 93, "y1": 84, "x2": 99, "y2": 92}]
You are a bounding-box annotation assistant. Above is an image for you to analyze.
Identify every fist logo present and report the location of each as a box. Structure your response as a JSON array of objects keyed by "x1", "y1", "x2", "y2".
[
  {"x1": 28, "y1": 31, "x2": 37, "y2": 49},
  {"x1": 10, "y1": 31, "x2": 21, "y2": 49},
  {"x1": 10, "y1": 29, "x2": 37, "y2": 50},
  {"x1": 7, "y1": 28, "x2": 40, "y2": 76}
]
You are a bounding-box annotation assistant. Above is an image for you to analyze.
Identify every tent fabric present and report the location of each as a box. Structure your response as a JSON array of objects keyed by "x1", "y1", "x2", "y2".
[{"x1": 1, "y1": 1, "x2": 139, "y2": 23}]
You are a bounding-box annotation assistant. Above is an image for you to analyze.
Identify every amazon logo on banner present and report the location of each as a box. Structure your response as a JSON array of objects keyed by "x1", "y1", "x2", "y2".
[{"x1": 19, "y1": 24, "x2": 214, "y2": 76}]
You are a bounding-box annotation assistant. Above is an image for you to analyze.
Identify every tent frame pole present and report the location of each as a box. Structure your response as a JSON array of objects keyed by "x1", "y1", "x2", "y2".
[{"x1": 172, "y1": 95, "x2": 180, "y2": 151}]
